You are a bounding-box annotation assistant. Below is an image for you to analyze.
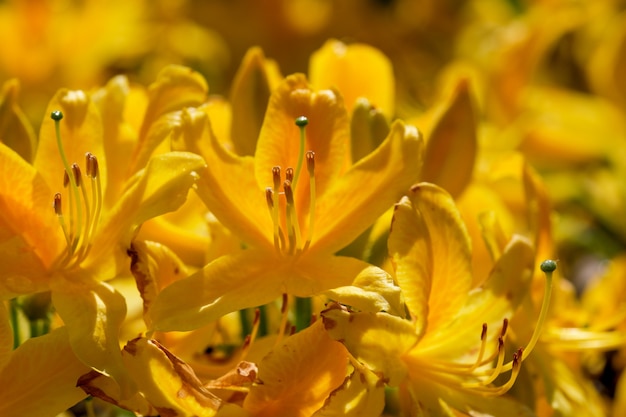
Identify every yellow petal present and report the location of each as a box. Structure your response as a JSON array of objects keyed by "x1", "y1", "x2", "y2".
[
  {"x1": 391, "y1": 183, "x2": 473, "y2": 337},
  {"x1": 310, "y1": 39, "x2": 395, "y2": 118},
  {"x1": 0, "y1": 79, "x2": 36, "y2": 162},
  {"x1": 324, "y1": 262, "x2": 404, "y2": 316},
  {"x1": 122, "y1": 337, "x2": 220, "y2": 416},
  {"x1": 420, "y1": 79, "x2": 477, "y2": 198},
  {"x1": 243, "y1": 320, "x2": 348, "y2": 417},
  {"x1": 150, "y1": 250, "x2": 284, "y2": 332},
  {"x1": 321, "y1": 303, "x2": 416, "y2": 386},
  {"x1": 35, "y1": 88, "x2": 107, "y2": 193},
  {"x1": 349, "y1": 97, "x2": 390, "y2": 163},
  {"x1": 82, "y1": 151, "x2": 205, "y2": 277},
  {"x1": 128, "y1": 240, "x2": 189, "y2": 329},
  {"x1": 311, "y1": 121, "x2": 423, "y2": 255},
  {"x1": 50, "y1": 278, "x2": 136, "y2": 399},
  {"x1": 0, "y1": 327, "x2": 90, "y2": 417},
  {"x1": 255, "y1": 74, "x2": 349, "y2": 201},
  {"x1": 91, "y1": 75, "x2": 138, "y2": 209},
  {"x1": 77, "y1": 370, "x2": 159, "y2": 416},
  {"x1": 312, "y1": 367, "x2": 385, "y2": 417},
  {"x1": 0, "y1": 143, "x2": 64, "y2": 297},
  {"x1": 128, "y1": 65, "x2": 208, "y2": 175},
  {"x1": 229, "y1": 47, "x2": 283, "y2": 156},
  {"x1": 172, "y1": 107, "x2": 273, "y2": 250},
  {"x1": 417, "y1": 235, "x2": 534, "y2": 357}
]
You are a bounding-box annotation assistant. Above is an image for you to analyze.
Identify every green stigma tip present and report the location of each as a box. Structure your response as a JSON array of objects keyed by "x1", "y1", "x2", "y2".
[
  {"x1": 295, "y1": 116, "x2": 308, "y2": 127},
  {"x1": 540, "y1": 260, "x2": 557, "y2": 273},
  {"x1": 51, "y1": 110, "x2": 64, "y2": 121}
]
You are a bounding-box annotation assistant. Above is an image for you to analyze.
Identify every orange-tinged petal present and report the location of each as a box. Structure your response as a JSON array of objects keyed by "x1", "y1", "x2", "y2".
[
  {"x1": 0, "y1": 79, "x2": 36, "y2": 162},
  {"x1": 50, "y1": 278, "x2": 136, "y2": 399},
  {"x1": 150, "y1": 250, "x2": 284, "y2": 332},
  {"x1": 0, "y1": 143, "x2": 63, "y2": 297},
  {"x1": 122, "y1": 337, "x2": 220, "y2": 417},
  {"x1": 77, "y1": 370, "x2": 159, "y2": 416},
  {"x1": 417, "y1": 235, "x2": 534, "y2": 358},
  {"x1": 321, "y1": 303, "x2": 416, "y2": 386},
  {"x1": 82, "y1": 151, "x2": 205, "y2": 277},
  {"x1": 420, "y1": 79, "x2": 477, "y2": 199},
  {"x1": 172, "y1": 107, "x2": 273, "y2": 250},
  {"x1": 391, "y1": 183, "x2": 473, "y2": 337},
  {"x1": 310, "y1": 39, "x2": 395, "y2": 118},
  {"x1": 229, "y1": 47, "x2": 283, "y2": 156},
  {"x1": 129, "y1": 65, "x2": 208, "y2": 175},
  {"x1": 243, "y1": 320, "x2": 348, "y2": 417},
  {"x1": 35, "y1": 88, "x2": 107, "y2": 193},
  {"x1": 0, "y1": 327, "x2": 90, "y2": 417},
  {"x1": 255, "y1": 74, "x2": 349, "y2": 204},
  {"x1": 312, "y1": 121, "x2": 423, "y2": 255}
]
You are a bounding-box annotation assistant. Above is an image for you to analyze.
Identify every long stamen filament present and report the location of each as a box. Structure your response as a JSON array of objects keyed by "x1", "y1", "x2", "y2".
[
  {"x1": 54, "y1": 193, "x2": 71, "y2": 248},
  {"x1": 52, "y1": 111, "x2": 83, "y2": 254},
  {"x1": 292, "y1": 116, "x2": 308, "y2": 189},
  {"x1": 284, "y1": 181, "x2": 302, "y2": 254},
  {"x1": 304, "y1": 151, "x2": 316, "y2": 251}
]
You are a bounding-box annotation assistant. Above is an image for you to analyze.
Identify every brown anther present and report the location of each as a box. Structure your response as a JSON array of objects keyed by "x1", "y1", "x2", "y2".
[
  {"x1": 501, "y1": 318, "x2": 509, "y2": 338},
  {"x1": 85, "y1": 153, "x2": 99, "y2": 179},
  {"x1": 512, "y1": 347, "x2": 524, "y2": 367},
  {"x1": 265, "y1": 187, "x2": 274, "y2": 208},
  {"x1": 481, "y1": 323, "x2": 488, "y2": 341},
  {"x1": 71, "y1": 163, "x2": 82, "y2": 187},
  {"x1": 253, "y1": 308, "x2": 261, "y2": 325},
  {"x1": 63, "y1": 171, "x2": 70, "y2": 188},
  {"x1": 306, "y1": 151, "x2": 315, "y2": 174},
  {"x1": 497, "y1": 336, "x2": 504, "y2": 351},
  {"x1": 285, "y1": 167, "x2": 294, "y2": 183},
  {"x1": 53, "y1": 193, "x2": 63, "y2": 215},
  {"x1": 284, "y1": 181, "x2": 294, "y2": 205},
  {"x1": 272, "y1": 166, "x2": 281, "y2": 190},
  {"x1": 281, "y1": 293, "x2": 288, "y2": 314}
]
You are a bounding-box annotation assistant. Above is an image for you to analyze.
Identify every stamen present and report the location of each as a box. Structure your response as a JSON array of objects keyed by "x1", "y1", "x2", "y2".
[
  {"x1": 469, "y1": 323, "x2": 488, "y2": 372},
  {"x1": 85, "y1": 153, "x2": 102, "y2": 248},
  {"x1": 239, "y1": 309, "x2": 261, "y2": 362},
  {"x1": 304, "y1": 151, "x2": 316, "y2": 251},
  {"x1": 284, "y1": 181, "x2": 302, "y2": 254},
  {"x1": 266, "y1": 188, "x2": 280, "y2": 252},
  {"x1": 54, "y1": 193, "x2": 71, "y2": 248},
  {"x1": 274, "y1": 294, "x2": 290, "y2": 347},
  {"x1": 285, "y1": 167, "x2": 294, "y2": 183},
  {"x1": 292, "y1": 116, "x2": 308, "y2": 189}
]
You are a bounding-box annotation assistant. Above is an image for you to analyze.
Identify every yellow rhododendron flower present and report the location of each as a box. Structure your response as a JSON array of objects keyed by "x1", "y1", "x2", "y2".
[
  {"x1": 0, "y1": 86, "x2": 205, "y2": 396},
  {"x1": 150, "y1": 74, "x2": 423, "y2": 332},
  {"x1": 322, "y1": 183, "x2": 552, "y2": 416}
]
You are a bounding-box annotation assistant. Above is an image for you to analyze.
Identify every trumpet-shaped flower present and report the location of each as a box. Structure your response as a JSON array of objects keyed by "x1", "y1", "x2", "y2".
[
  {"x1": 150, "y1": 74, "x2": 423, "y2": 331},
  {"x1": 0, "y1": 87, "x2": 205, "y2": 395},
  {"x1": 321, "y1": 183, "x2": 552, "y2": 416}
]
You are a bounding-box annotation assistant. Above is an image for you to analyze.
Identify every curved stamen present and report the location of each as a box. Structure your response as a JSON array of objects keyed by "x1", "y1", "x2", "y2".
[
  {"x1": 293, "y1": 116, "x2": 308, "y2": 189},
  {"x1": 304, "y1": 151, "x2": 316, "y2": 251}
]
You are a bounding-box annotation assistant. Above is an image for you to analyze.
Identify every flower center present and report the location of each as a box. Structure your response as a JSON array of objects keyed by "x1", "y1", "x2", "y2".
[
  {"x1": 265, "y1": 116, "x2": 317, "y2": 257},
  {"x1": 414, "y1": 260, "x2": 555, "y2": 396},
  {"x1": 50, "y1": 110, "x2": 103, "y2": 270}
]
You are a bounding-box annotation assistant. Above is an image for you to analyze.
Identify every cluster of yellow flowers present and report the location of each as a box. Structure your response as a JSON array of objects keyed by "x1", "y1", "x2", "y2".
[{"x1": 2, "y1": 0, "x2": 626, "y2": 416}]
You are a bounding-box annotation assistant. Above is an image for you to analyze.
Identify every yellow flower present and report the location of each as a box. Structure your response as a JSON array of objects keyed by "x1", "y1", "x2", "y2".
[
  {"x1": 0, "y1": 85, "x2": 205, "y2": 396},
  {"x1": 322, "y1": 183, "x2": 552, "y2": 416},
  {"x1": 150, "y1": 73, "x2": 423, "y2": 332},
  {"x1": 0, "y1": 301, "x2": 90, "y2": 416}
]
